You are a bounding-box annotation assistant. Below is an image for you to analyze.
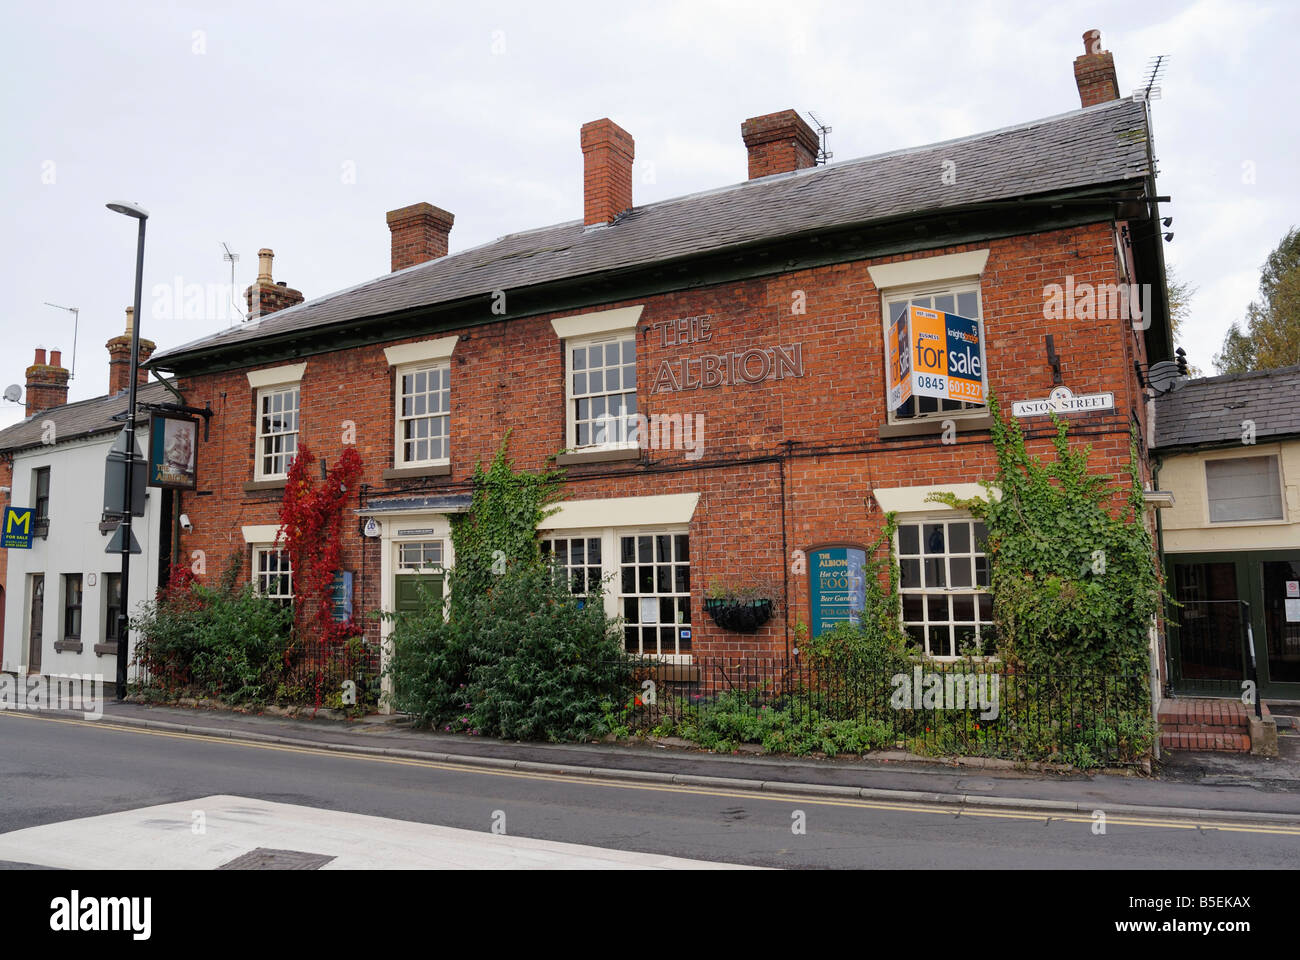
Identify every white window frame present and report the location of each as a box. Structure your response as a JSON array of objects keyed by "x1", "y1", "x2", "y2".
[
  {"x1": 880, "y1": 280, "x2": 987, "y2": 425},
  {"x1": 394, "y1": 361, "x2": 451, "y2": 467},
  {"x1": 251, "y1": 545, "x2": 294, "y2": 604},
  {"x1": 396, "y1": 539, "x2": 445, "y2": 574},
  {"x1": 254, "y1": 383, "x2": 300, "y2": 480},
  {"x1": 539, "y1": 525, "x2": 693, "y2": 662},
  {"x1": 894, "y1": 514, "x2": 993, "y2": 661},
  {"x1": 563, "y1": 331, "x2": 638, "y2": 451}
]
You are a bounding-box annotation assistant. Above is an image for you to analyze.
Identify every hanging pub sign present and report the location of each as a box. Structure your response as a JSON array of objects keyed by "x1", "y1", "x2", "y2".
[
  {"x1": 808, "y1": 545, "x2": 867, "y2": 639},
  {"x1": 147, "y1": 412, "x2": 199, "y2": 490},
  {"x1": 886, "y1": 305, "x2": 985, "y2": 412}
]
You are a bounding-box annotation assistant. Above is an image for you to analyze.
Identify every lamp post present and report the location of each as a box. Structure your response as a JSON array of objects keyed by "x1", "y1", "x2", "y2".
[{"x1": 106, "y1": 200, "x2": 148, "y2": 702}]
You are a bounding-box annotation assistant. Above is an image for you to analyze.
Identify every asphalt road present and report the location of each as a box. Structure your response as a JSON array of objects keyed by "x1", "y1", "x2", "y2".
[{"x1": 2, "y1": 712, "x2": 1298, "y2": 869}]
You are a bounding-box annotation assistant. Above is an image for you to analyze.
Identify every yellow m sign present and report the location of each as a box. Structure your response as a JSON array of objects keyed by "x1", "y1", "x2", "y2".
[
  {"x1": 5, "y1": 509, "x2": 30, "y2": 533},
  {"x1": 3, "y1": 506, "x2": 34, "y2": 548}
]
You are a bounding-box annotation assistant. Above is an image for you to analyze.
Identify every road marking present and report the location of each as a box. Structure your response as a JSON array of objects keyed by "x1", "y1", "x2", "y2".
[
  {"x1": 5, "y1": 711, "x2": 1299, "y2": 836},
  {"x1": 0, "y1": 794, "x2": 753, "y2": 870}
]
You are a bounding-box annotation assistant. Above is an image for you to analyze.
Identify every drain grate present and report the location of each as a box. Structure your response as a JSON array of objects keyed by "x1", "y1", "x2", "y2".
[{"x1": 217, "y1": 847, "x2": 336, "y2": 870}]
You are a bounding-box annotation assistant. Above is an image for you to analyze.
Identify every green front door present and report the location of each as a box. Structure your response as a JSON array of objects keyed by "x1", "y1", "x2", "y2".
[{"x1": 394, "y1": 574, "x2": 444, "y2": 615}]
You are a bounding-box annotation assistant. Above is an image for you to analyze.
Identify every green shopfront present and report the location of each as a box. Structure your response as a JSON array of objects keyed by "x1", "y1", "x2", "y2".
[{"x1": 1165, "y1": 549, "x2": 1300, "y2": 701}]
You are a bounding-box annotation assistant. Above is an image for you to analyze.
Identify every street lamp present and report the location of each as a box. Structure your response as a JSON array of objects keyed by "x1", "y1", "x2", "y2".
[{"x1": 106, "y1": 200, "x2": 148, "y2": 702}]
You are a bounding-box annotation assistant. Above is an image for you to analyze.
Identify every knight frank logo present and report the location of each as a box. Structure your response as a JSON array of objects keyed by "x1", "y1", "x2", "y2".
[{"x1": 50, "y1": 891, "x2": 151, "y2": 940}]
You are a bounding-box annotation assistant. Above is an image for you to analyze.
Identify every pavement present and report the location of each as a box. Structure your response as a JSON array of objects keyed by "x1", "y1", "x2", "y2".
[
  {"x1": 41, "y1": 699, "x2": 1300, "y2": 824},
  {"x1": 0, "y1": 795, "x2": 753, "y2": 870}
]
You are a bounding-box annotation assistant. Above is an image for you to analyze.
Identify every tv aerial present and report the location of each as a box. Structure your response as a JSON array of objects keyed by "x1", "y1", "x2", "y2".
[
  {"x1": 42, "y1": 302, "x2": 80, "y2": 379},
  {"x1": 806, "y1": 111, "x2": 833, "y2": 165},
  {"x1": 1134, "y1": 54, "x2": 1168, "y2": 102},
  {"x1": 222, "y1": 241, "x2": 246, "y2": 323}
]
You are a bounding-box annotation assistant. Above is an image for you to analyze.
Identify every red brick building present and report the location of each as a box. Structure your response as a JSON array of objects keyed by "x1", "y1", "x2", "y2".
[{"x1": 147, "y1": 31, "x2": 1175, "y2": 676}]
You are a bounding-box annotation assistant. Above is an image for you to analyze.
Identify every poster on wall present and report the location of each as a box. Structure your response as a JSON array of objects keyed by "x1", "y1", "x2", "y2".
[
  {"x1": 147, "y1": 413, "x2": 198, "y2": 490},
  {"x1": 808, "y1": 545, "x2": 867, "y2": 639},
  {"x1": 886, "y1": 304, "x2": 985, "y2": 411}
]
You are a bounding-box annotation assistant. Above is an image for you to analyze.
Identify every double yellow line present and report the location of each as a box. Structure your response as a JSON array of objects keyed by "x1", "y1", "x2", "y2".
[{"x1": 5, "y1": 710, "x2": 1299, "y2": 837}]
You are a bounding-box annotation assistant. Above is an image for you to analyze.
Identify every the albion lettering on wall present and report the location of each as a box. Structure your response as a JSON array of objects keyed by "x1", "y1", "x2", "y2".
[{"x1": 648, "y1": 315, "x2": 806, "y2": 394}]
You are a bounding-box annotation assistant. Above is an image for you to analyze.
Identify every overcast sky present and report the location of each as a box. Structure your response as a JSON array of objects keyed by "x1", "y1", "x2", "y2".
[{"x1": 1, "y1": 0, "x2": 1294, "y2": 429}]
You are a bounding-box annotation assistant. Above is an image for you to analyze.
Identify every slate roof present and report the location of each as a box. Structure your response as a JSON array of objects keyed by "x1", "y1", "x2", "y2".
[
  {"x1": 0, "y1": 381, "x2": 172, "y2": 455},
  {"x1": 151, "y1": 97, "x2": 1152, "y2": 367},
  {"x1": 1153, "y1": 364, "x2": 1300, "y2": 450}
]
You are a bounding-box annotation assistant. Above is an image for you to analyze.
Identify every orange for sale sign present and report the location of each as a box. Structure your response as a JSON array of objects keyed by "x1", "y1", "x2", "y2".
[{"x1": 886, "y1": 305, "x2": 984, "y2": 411}]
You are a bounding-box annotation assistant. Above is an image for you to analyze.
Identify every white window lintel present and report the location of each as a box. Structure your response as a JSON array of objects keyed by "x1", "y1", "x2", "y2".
[
  {"x1": 246, "y1": 362, "x2": 307, "y2": 389},
  {"x1": 872, "y1": 483, "x2": 999, "y2": 514},
  {"x1": 538, "y1": 493, "x2": 699, "y2": 530},
  {"x1": 384, "y1": 335, "x2": 459, "y2": 367},
  {"x1": 550, "y1": 305, "x2": 644, "y2": 341},
  {"x1": 867, "y1": 250, "x2": 990, "y2": 291},
  {"x1": 242, "y1": 524, "x2": 284, "y2": 544}
]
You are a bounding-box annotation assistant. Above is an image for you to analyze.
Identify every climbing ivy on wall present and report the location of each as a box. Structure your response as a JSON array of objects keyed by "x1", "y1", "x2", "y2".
[
  {"x1": 447, "y1": 432, "x2": 565, "y2": 614},
  {"x1": 930, "y1": 394, "x2": 1163, "y2": 674}
]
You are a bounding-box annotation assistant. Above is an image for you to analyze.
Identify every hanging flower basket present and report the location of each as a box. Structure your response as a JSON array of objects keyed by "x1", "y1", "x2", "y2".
[{"x1": 704, "y1": 597, "x2": 774, "y2": 633}]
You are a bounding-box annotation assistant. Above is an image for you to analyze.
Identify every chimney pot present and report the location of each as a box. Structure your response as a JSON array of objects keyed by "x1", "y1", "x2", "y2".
[
  {"x1": 386, "y1": 202, "x2": 455, "y2": 271},
  {"x1": 741, "y1": 110, "x2": 819, "y2": 180},
  {"x1": 107, "y1": 306, "x2": 155, "y2": 394},
  {"x1": 244, "y1": 246, "x2": 304, "y2": 319},
  {"x1": 1073, "y1": 27, "x2": 1120, "y2": 107},
  {"x1": 580, "y1": 118, "x2": 635, "y2": 226},
  {"x1": 25, "y1": 345, "x2": 70, "y2": 416}
]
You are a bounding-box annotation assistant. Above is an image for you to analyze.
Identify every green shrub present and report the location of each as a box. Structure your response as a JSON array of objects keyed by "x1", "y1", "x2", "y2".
[
  {"x1": 132, "y1": 555, "x2": 293, "y2": 704},
  {"x1": 384, "y1": 561, "x2": 626, "y2": 741}
]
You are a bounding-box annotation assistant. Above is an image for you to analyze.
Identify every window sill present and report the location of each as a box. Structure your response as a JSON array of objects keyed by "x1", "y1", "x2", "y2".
[
  {"x1": 243, "y1": 479, "x2": 287, "y2": 493},
  {"x1": 555, "y1": 446, "x2": 641, "y2": 466},
  {"x1": 630, "y1": 660, "x2": 699, "y2": 683},
  {"x1": 879, "y1": 414, "x2": 993, "y2": 439},
  {"x1": 94, "y1": 642, "x2": 120, "y2": 657},
  {"x1": 382, "y1": 463, "x2": 451, "y2": 480},
  {"x1": 54, "y1": 640, "x2": 83, "y2": 654}
]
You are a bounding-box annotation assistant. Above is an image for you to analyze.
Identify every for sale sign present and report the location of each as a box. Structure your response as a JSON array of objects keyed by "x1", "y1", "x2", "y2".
[{"x1": 886, "y1": 305, "x2": 985, "y2": 412}]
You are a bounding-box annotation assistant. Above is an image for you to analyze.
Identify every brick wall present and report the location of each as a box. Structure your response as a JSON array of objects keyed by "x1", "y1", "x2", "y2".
[{"x1": 172, "y1": 221, "x2": 1146, "y2": 658}]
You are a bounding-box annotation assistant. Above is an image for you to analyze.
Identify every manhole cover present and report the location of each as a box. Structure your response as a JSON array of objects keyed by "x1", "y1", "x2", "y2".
[{"x1": 217, "y1": 848, "x2": 336, "y2": 870}]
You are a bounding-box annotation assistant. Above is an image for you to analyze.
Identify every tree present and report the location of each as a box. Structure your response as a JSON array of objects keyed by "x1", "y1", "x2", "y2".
[
  {"x1": 1166, "y1": 263, "x2": 1195, "y2": 341},
  {"x1": 1166, "y1": 264, "x2": 1201, "y2": 375},
  {"x1": 1214, "y1": 227, "x2": 1300, "y2": 374}
]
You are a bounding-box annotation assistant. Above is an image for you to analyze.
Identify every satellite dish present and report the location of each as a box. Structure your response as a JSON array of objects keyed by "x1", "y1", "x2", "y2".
[
  {"x1": 1147, "y1": 360, "x2": 1184, "y2": 394},
  {"x1": 2, "y1": 384, "x2": 21, "y2": 404}
]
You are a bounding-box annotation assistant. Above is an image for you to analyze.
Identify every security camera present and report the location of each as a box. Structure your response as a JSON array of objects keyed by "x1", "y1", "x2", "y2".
[{"x1": 179, "y1": 513, "x2": 193, "y2": 532}]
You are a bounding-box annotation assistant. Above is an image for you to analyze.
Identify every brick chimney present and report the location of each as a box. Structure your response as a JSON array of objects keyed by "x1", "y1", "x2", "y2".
[
  {"x1": 741, "y1": 110, "x2": 819, "y2": 180},
  {"x1": 1074, "y1": 29, "x2": 1120, "y2": 107},
  {"x1": 244, "y1": 248, "x2": 305, "y2": 319},
  {"x1": 386, "y1": 203, "x2": 454, "y2": 272},
  {"x1": 25, "y1": 347, "x2": 70, "y2": 417},
  {"x1": 106, "y1": 307, "x2": 156, "y2": 395},
  {"x1": 580, "y1": 119, "x2": 635, "y2": 226}
]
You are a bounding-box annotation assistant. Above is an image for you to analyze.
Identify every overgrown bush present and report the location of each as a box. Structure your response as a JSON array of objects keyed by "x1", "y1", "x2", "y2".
[
  {"x1": 931, "y1": 395, "x2": 1163, "y2": 675},
  {"x1": 384, "y1": 561, "x2": 626, "y2": 741},
  {"x1": 132, "y1": 555, "x2": 293, "y2": 704}
]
